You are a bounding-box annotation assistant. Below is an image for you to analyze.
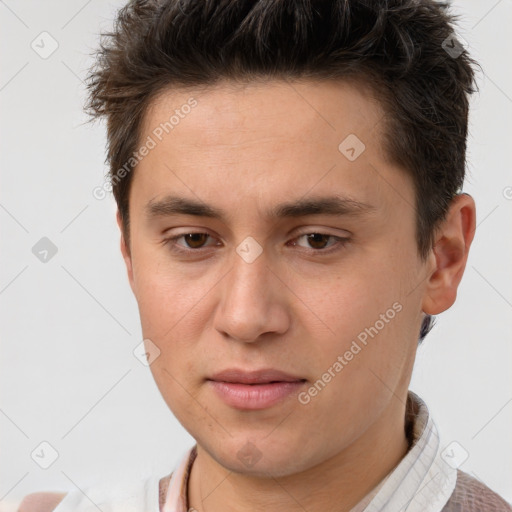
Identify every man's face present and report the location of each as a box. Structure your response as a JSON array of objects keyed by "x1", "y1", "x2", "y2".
[{"x1": 119, "y1": 79, "x2": 433, "y2": 477}]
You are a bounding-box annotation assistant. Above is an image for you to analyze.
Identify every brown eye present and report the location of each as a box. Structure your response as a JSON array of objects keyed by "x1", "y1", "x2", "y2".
[
  {"x1": 305, "y1": 233, "x2": 331, "y2": 250},
  {"x1": 182, "y1": 233, "x2": 209, "y2": 248}
]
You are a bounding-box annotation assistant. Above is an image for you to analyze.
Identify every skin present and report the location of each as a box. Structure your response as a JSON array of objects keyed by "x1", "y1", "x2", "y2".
[{"x1": 114, "y1": 79, "x2": 475, "y2": 512}]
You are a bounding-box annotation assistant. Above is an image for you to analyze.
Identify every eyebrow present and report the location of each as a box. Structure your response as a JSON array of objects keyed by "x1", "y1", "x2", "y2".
[{"x1": 145, "y1": 194, "x2": 377, "y2": 222}]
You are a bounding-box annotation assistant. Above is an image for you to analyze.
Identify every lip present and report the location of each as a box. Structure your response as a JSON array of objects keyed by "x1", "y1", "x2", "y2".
[
  {"x1": 209, "y1": 368, "x2": 305, "y2": 384},
  {"x1": 207, "y1": 368, "x2": 306, "y2": 410}
]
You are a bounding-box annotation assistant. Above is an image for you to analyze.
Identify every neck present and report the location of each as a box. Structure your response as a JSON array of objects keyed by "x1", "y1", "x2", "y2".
[{"x1": 187, "y1": 397, "x2": 411, "y2": 512}]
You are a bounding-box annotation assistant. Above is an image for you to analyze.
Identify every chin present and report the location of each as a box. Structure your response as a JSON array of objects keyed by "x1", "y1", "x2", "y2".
[{"x1": 203, "y1": 433, "x2": 319, "y2": 478}]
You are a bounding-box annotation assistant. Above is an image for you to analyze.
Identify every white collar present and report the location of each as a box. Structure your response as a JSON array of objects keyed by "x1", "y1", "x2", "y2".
[{"x1": 361, "y1": 391, "x2": 456, "y2": 512}]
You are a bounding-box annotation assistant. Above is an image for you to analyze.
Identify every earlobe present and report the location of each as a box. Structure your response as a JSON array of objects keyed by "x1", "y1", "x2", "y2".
[
  {"x1": 421, "y1": 193, "x2": 476, "y2": 315},
  {"x1": 116, "y1": 210, "x2": 135, "y2": 293}
]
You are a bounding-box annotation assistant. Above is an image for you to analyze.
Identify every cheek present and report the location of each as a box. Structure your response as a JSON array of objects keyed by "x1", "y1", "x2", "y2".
[
  {"x1": 290, "y1": 256, "x2": 403, "y2": 339},
  {"x1": 293, "y1": 252, "x2": 413, "y2": 385},
  {"x1": 132, "y1": 259, "x2": 216, "y2": 370},
  {"x1": 132, "y1": 251, "x2": 211, "y2": 331}
]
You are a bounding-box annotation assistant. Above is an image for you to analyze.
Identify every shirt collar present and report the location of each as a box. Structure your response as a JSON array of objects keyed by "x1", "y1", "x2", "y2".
[
  {"x1": 361, "y1": 391, "x2": 457, "y2": 512},
  {"x1": 162, "y1": 390, "x2": 456, "y2": 512}
]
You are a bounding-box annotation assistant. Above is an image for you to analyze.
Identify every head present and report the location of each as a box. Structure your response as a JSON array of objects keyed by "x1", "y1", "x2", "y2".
[{"x1": 85, "y1": 0, "x2": 477, "y2": 477}]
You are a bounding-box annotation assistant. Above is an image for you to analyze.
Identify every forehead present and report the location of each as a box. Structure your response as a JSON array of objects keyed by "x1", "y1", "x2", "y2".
[
  {"x1": 142, "y1": 78, "x2": 386, "y2": 151},
  {"x1": 131, "y1": 79, "x2": 411, "y2": 224}
]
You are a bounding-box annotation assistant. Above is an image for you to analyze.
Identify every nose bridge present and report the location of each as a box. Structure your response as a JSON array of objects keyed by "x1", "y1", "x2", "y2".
[
  {"x1": 226, "y1": 239, "x2": 271, "y2": 312},
  {"x1": 215, "y1": 239, "x2": 286, "y2": 342}
]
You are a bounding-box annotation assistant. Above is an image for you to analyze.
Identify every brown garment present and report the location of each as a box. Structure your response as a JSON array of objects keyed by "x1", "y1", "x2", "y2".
[{"x1": 441, "y1": 470, "x2": 511, "y2": 511}]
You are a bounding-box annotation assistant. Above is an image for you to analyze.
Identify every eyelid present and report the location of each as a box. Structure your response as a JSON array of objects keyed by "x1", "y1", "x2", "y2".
[{"x1": 293, "y1": 226, "x2": 351, "y2": 237}]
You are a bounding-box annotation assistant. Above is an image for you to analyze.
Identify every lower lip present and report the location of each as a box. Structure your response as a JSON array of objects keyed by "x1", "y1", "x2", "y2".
[{"x1": 207, "y1": 380, "x2": 306, "y2": 410}]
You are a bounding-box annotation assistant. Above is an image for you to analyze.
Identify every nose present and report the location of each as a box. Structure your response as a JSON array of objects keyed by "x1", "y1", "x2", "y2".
[{"x1": 213, "y1": 245, "x2": 290, "y2": 343}]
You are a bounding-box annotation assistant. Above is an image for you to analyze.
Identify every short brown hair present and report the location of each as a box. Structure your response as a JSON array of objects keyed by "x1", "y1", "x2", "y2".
[{"x1": 85, "y1": 0, "x2": 479, "y2": 342}]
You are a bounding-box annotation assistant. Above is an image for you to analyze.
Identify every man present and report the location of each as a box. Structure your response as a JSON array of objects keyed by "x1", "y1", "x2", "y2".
[{"x1": 18, "y1": 0, "x2": 511, "y2": 511}]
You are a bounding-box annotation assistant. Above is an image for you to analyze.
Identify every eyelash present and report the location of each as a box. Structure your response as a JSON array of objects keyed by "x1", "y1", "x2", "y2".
[{"x1": 162, "y1": 232, "x2": 350, "y2": 256}]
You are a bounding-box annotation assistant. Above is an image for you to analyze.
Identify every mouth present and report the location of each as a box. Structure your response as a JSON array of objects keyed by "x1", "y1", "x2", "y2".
[
  {"x1": 208, "y1": 368, "x2": 306, "y2": 384},
  {"x1": 207, "y1": 368, "x2": 307, "y2": 410}
]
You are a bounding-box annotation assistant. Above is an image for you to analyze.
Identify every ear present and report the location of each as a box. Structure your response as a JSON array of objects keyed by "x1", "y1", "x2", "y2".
[
  {"x1": 116, "y1": 209, "x2": 136, "y2": 294},
  {"x1": 422, "y1": 193, "x2": 476, "y2": 315}
]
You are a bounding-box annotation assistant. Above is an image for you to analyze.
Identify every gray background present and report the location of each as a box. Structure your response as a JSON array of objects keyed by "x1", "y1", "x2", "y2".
[{"x1": 1, "y1": 0, "x2": 511, "y2": 510}]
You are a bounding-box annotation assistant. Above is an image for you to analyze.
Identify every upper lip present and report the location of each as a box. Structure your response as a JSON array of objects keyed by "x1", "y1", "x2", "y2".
[{"x1": 208, "y1": 368, "x2": 306, "y2": 384}]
